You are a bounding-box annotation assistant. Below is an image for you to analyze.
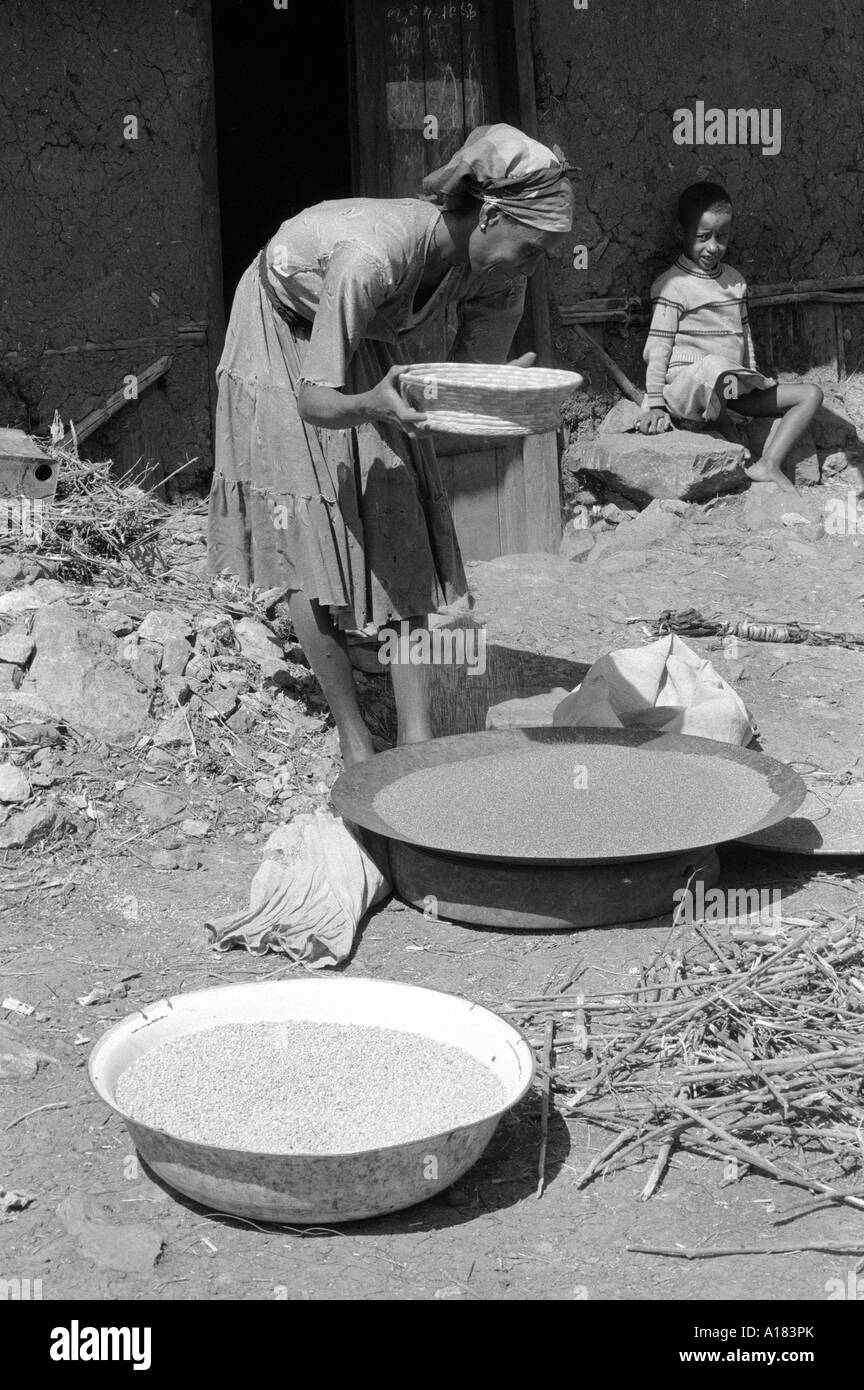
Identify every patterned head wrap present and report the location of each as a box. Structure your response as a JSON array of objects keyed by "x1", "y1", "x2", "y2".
[{"x1": 422, "y1": 123, "x2": 574, "y2": 234}]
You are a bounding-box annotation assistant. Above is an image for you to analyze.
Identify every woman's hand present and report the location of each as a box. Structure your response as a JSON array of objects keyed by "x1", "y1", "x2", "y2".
[
  {"x1": 298, "y1": 369, "x2": 429, "y2": 435},
  {"x1": 507, "y1": 352, "x2": 536, "y2": 368},
  {"x1": 636, "y1": 408, "x2": 671, "y2": 435},
  {"x1": 364, "y1": 365, "x2": 429, "y2": 437}
]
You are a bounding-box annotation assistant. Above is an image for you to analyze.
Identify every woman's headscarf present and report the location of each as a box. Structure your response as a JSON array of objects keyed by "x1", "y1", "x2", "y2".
[{"x1": 422, "y1": 123, "x2": 574, "y2": 234}]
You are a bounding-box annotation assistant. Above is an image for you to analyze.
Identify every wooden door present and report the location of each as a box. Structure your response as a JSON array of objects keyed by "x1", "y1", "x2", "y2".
[
  {"x1": 350, "y1": 1, "x2": 499, "y2": 200},
  {"x1": 347, "y1": 0, "x2": 562, "y2": 560}
]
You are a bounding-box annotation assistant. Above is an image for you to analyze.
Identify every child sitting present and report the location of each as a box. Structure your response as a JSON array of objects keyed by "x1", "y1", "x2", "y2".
[{"x1": 638, "y1": 180, "x2": 822, "y2": 494}]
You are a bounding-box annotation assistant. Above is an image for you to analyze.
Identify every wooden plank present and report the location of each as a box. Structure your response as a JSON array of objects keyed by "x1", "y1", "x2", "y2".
[
  {"x1": 108, "y1": 385, "x2": 168, "y2": 501},
  {"x1": 433, "y1": 429, "x2": 502, "y2": 456},
  {"x1": 384, "y1": 0, "x2": 427, "y2": 197},
  {"x1": 351, "y1": 1, "x2": 390, "y2": 195},
  {"x1": 508, "y1": 0, "x2": 553, "y2": 367},
  {"x1": 509, "y1": 0, "x2": 537, "y2": 137},
  {"x1": 2, "y1": 332, "x2": 205, "y2": 363},
  {"x1": 497, "y1": 437, "x2": 527, "y2": 554},
  {"x1": 836, "y1": 306, "x2": 847, "y2": 380},
  {"x1": 559, "y1": 277, "x2": 864, "y2": 326},
  {"x1": 800, "y1": 303, "x2": 839, "y2": 380},
  {"x1": 522, "y1": 431, "x2": 562, "y2": 553},
  {"x1": 422, "y1": 0, "x2": 468, "y2": 175},
  {"x1": 449, "y1": 447, "x2": 502, "y2": 559},
  {"x1": 198, "y1": 0, "x2": 224, "y2": 453},
  {"x1": 465, "y1": 0, "x2": 492, "y2": 127}
]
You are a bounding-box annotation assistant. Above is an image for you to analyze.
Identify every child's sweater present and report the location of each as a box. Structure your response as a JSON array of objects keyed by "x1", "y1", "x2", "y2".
[{"x1": 643, "y1": 256, "x2": 757, "y2": 409}]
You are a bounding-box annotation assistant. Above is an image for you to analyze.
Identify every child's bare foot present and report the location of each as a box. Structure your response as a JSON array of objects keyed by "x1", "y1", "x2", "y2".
[{"x1": 745, "y1": 458, "x2": 799, "y2": 495}]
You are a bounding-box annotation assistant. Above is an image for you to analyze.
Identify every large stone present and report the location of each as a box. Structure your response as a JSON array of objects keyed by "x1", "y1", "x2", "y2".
[
  {"x1": 587, "y1": 498, "x2": 687, "y2": 562},
  {"x1": 559, "y1": 522, "x2": 596, "y2": 562},
  {"x1": 161, "y1": 674, "x2": 191, "y2": 706},
  {"x1": 151, "y1": 711, "x2": 190, "y2": 749},
  {"x1": 234, "y1": 617, "x2": 289, "y2": 678},
  {"x1": 0, "y1": 629, "x2": 35, "y2": 665},
  {"x1": 0, "y1": 802, "x2": 61, "y2": 849},
  {"x1": 0, "y1": 762, "x2": 30, "y2": 803},
  {"x1": 0, "y1": 558, "x2": 52, "y2": 587},
  {"x1": 812, "y1": 392, "x2": 858, "y2": 450},
  {"x1": 121, "y1": 784, "x2": 187, "y2": 825},
  {"x1": 121, "y1": 639, "x2": 160, "y2": 691},
  {"x1": 597, "y1": 398, "x2": 645, "y2": 435},
  {"x1": 0, "y1": 578, "x2": 67, "y2": 616},
  {"x1": 29, "y1": 604, "x2": 151, "y2": 745},
  {"x1": 0, "y1": 691, "x2": 55, "y2": 723},
  {"x1": 192, "y1": 687, "x2": 239, "y2": 721},
  {"x1": 94, "y1": 607, "x2": 139, "y2": 637},
  {"x1": 137, "y1": 609, "x2": 195, "y2": 645},
  {"x1": 160, "y1": 635, "x2": 192, "y2": 676},
  {"x1": 565, "y1": 429, "x2": 749, "y2": 504}
]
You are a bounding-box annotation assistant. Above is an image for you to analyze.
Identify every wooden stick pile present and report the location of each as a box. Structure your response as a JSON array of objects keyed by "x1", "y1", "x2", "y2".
[
  {"x1": 504, "y1": 917, "x2": 864, "y2": 1207},
  {"x1": 0, "y1": 443, "x2": 173, "y2": 585}
]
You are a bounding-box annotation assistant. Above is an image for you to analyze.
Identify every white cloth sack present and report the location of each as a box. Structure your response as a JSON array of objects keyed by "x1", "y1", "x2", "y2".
[
  {"x1": 552, "y1": 634, "x2": 755, "y2": 745},
  {"x1": 205, "y1": 810, "x2": 389, "y2": 967}
]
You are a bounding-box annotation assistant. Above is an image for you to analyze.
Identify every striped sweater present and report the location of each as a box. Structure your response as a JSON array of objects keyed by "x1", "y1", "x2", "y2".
[{"x1": 643, "y1": 256, "x2": 757, "y2": 408}]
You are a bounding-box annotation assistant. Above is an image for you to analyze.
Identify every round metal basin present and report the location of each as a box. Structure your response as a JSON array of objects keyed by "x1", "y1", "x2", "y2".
[{"x1": 88, "y1": 978, "x2": 534, "y2": 1225}]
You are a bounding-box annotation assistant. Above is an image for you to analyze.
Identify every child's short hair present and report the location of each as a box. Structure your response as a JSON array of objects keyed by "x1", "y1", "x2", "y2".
[{"x1": 677, "y1": 181, "x2": 732, "y2": 232}]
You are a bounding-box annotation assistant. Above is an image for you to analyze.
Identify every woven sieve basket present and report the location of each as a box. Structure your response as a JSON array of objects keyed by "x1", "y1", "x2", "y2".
[{"x1": 399, "y1": 362, "x2": 583, "y2": 436}]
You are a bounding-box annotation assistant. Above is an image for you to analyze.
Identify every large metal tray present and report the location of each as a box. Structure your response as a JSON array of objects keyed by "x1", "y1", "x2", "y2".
[{"x1": 331, "y1": 727, "x2": 806, "y2": 867}]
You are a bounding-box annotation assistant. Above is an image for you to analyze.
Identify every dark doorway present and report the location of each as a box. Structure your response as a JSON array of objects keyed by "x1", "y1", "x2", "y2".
[{"x1": 211, "y1": 0, "x2": 353, "y2": 314}]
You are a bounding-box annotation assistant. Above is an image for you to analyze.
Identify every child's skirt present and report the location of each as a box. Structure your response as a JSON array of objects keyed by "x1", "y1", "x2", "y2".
[{"x1": 664, "y1": 354, "x2": 776, "y2": 425}]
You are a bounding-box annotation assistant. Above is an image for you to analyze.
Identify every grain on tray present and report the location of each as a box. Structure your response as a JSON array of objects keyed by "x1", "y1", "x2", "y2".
[
  {"x1": 372, "y1": 744, "x2": 777, "y2": 859},
  {"x1": 115, "y1": 1021, "x2": 505, "y2": 1152}
]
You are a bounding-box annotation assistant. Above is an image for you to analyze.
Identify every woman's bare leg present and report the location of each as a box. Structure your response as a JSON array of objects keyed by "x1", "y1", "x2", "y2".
[
  {"x1": 386, "y1": 616, "x2": 434, "y2": 746},
  {"x1": 735, "y1": 383, "x2": 823, "y2": 494},
  {"x1": 288, "y1": 592, "x2": 375, "y2": 767}
]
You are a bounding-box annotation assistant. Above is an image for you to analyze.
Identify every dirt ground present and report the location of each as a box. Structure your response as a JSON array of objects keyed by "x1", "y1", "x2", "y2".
[{"x1": 2, "y1": 478, "x2": 863, "y2": 1303}]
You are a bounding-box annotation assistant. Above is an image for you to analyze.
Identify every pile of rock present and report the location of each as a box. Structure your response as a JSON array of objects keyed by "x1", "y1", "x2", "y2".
[
  {"x1": 559, "y1": 390, "x2": 864, "y2": 566},
  {"x1": 563, "y1": 390, "x2": 862, "y2": 508},
  {"x1": 0, "y1": 563, "x2": 338, "y2": 856}
]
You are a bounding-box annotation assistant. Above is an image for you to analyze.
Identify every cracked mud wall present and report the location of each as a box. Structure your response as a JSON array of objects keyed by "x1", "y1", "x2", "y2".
[
  {"x1": 0, "y1": 0, "x2": 222, "y2": 486},
  {"x1": 532, "y1": 0, "x2": 864, "y2": 428}
]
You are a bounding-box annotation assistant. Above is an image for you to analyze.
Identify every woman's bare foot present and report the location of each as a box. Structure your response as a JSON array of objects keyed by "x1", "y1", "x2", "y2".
[{"x1": 745, "y1": 457, "x2": 799, "y2": 495}]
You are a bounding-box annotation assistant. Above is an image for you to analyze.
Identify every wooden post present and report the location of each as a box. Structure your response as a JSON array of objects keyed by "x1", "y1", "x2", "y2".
[{"x1": 510, "y1": 0, "x2": 554, "y2": 368}]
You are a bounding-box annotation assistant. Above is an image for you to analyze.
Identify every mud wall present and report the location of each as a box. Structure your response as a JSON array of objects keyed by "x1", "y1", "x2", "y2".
[
  {"x1": 0, "y1": 0, "x2": 222, "y2": 488},
  {"x1": 531, "y1": 0, "x2": 864, "y2": 428}
]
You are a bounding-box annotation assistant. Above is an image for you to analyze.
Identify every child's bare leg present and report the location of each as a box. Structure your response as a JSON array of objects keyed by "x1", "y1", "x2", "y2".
[
  {"x1": 388, "y1": 616, "x2": 433, "y2": 746},
  {"x1": 288, "y1": 592, "x2": 376, "y2": 767},
  {"x1": 735, "y1": 383, "x2": 823, "y2": 494},
  {"x1": 709, "y1": 373, "x2": 750, "y2": 454}
]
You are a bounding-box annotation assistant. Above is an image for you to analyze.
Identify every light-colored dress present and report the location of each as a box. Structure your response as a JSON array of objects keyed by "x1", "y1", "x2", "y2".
[
  {"x1": 207, "y1": 197, "x2": 526, "y2": 632},
  {"x1": 643, "y1": 256, "x2": 775, "y2": 423}
]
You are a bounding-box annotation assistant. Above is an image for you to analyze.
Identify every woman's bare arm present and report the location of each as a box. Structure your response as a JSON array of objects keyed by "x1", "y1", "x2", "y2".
[{"x1": 298, "y1": 368, "x2": 429, "y2": 436}]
